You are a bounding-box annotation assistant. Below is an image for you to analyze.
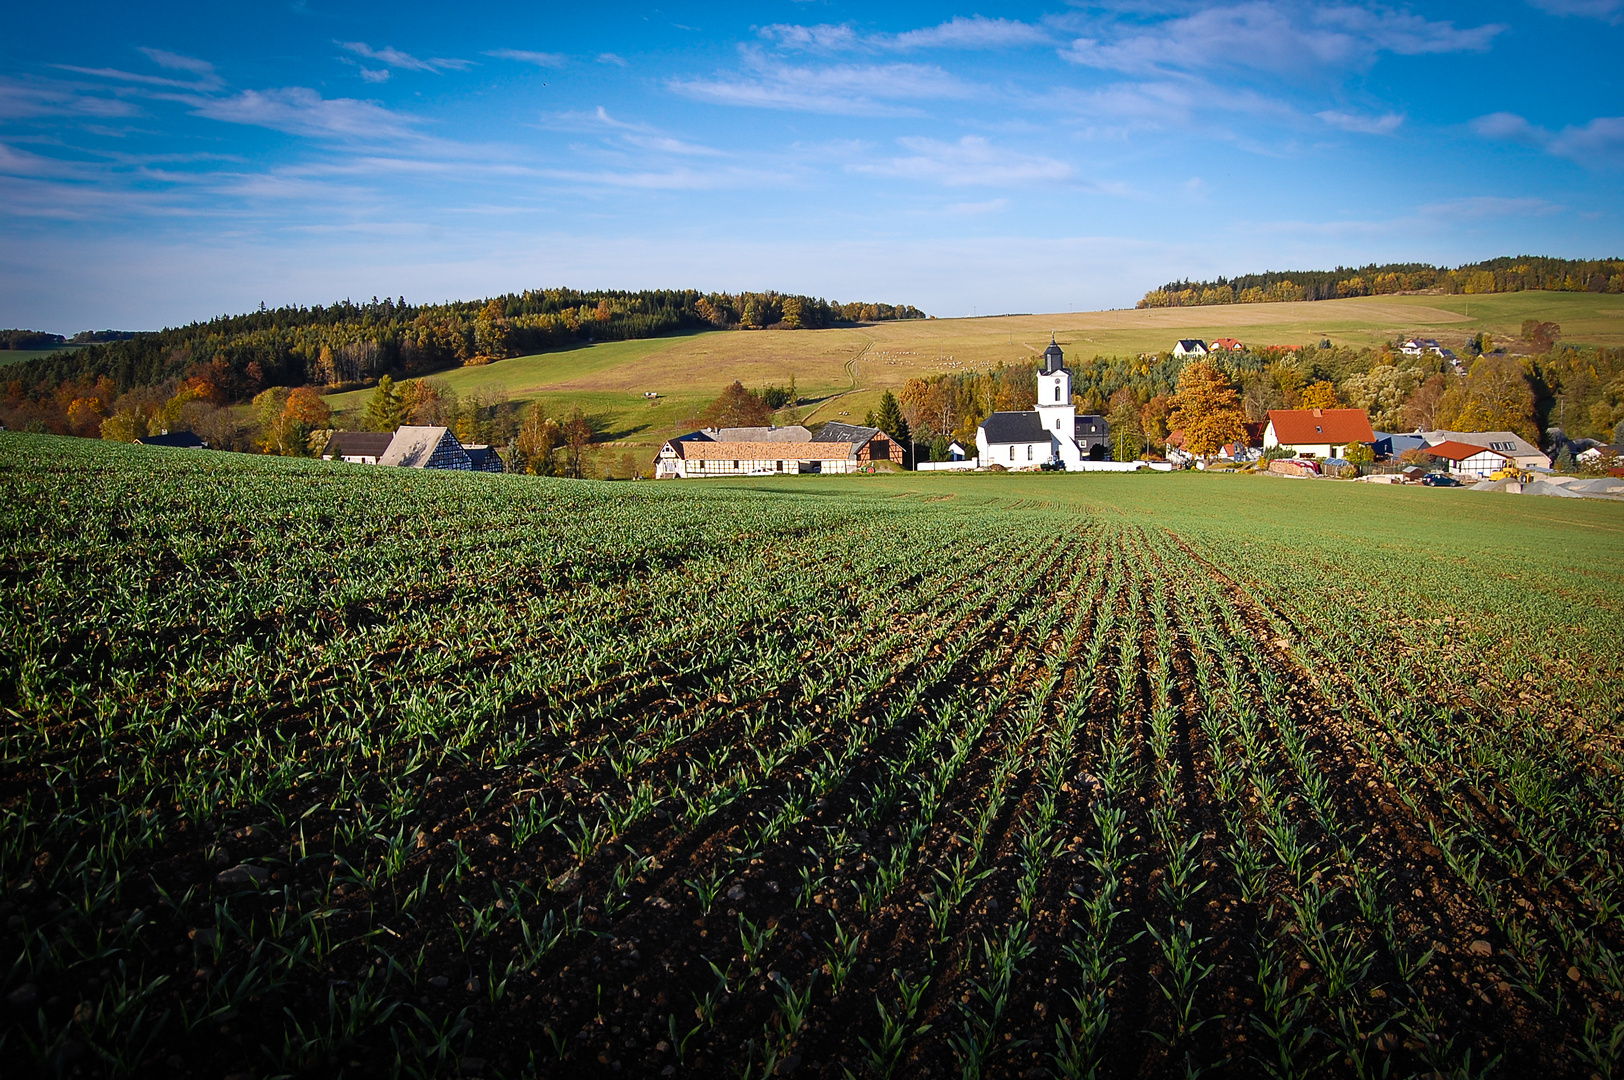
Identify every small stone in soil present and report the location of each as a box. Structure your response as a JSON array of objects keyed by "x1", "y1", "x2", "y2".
[
  {"x1": 428, "y1": 976, "x2": 450, "y2": 988},
  {"x1": 1468, "y1": 940, "x2": 1493, "y2": 957},
  {"x1": 6, "y1": 983, "x2": 38, "y2": 1008}
]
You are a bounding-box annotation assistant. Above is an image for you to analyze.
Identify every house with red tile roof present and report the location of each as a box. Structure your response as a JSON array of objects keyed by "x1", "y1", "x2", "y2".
[{"x1": 1263, "y1": 408, "x2": 1375, "y2": 458}]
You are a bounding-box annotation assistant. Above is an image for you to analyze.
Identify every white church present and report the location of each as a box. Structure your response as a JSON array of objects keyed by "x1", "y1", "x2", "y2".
[{"x1": 974, "y1": 338, "x2": 1112, "y2": 470}]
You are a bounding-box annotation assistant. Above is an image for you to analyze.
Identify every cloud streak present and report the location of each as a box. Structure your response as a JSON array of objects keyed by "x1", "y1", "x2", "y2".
[
  {"x1": 1061, "y1": 2, "x2": 1501, "y2": 78},
  {"x1": 486, "y1": 48, "x2": 567, "y2": 68},
  {"x1": 670, "y1": 48, "x2": 973, "y2": 115},
  {"x1": 337, "y1": 42, "x2": 470, "y2": 74},
  {"x1": 852, "y1": 136, "x2": 1075, "y2": 187},
  {"x1": 1472, "y1": 111, "x2": 1624, "y2": 166}
]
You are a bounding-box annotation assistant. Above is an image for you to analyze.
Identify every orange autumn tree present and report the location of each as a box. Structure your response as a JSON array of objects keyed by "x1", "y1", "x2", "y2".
[{"x1": 1170, "y1": 360, "x2": 1248, "y2": 459}]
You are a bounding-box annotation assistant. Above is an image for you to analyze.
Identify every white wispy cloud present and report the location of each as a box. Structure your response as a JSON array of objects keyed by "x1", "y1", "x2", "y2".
[
  {"x1": 670, "y1": 48, "x2": 973, "y2": 115},
  {"x1": 336, "y1": 42, "x2": 470, "y2": 73},
  {"x1": 1317, "y1": 109, "x2": 1404, "y2": 135},
  {"x1": 1472, "y1": 111, "x2": 1624, "y2": 165},
  {"x1": 137, "y1": 48, "x2": 220, "y2": 82},
  {"x1": 486, "y1": 48, "x2": 567, "y2": 67},
  {"x1": 853, "y1": 135, "x2": 1074, "y2": 186},
  {"x1": 761, "y1": 15, "x2": 1051, "y2": 52},
  {"x1": 0, "y1": 77, "x2": 144, "y2": 121},
  {"x1": 1526, "y1": 0, "x2": 1624, "y2": 20},
  {"x1": 188, "y1": 87, "x2": 419, "y2": 140},
  {"x1": 1061, "y1": 2, "x2": 1501, "y2": 78},
  {"x1": 52, "y1": 64, "x2": 217, "y2": 91}
]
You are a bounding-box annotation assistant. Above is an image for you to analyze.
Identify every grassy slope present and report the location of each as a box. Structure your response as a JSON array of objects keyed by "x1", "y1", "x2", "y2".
[{"x1": 318, "y1": 291, "x2": 1624, "y2": 454}]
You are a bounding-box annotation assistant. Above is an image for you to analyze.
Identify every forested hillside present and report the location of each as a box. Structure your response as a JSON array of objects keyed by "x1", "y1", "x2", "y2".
[
  {"x1": 0, "y1": 288, "x2": 925, "y2": 430},
  {"x1": 1139, "y1": 256, "x2": 1624, "y2": 308}
]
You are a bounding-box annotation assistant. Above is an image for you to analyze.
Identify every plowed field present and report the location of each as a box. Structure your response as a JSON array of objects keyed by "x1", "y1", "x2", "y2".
[{"x1": 3, "y1": 435, "x2": 1622, "y2": 1079}]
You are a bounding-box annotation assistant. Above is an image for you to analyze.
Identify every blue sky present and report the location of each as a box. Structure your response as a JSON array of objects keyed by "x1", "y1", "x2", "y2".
[{"x1": 2, "y1": 1, "x2": 1621, "y2": 331}]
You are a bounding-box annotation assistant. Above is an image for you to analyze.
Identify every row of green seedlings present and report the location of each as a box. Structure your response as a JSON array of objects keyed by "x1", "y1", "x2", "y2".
[
  {"x1": 545, "y1": 518, "x2": 1055, "y2": 857},
  {"x1": 1053, "y1": 543, "x2": 1139, "y2": 1079},
  {"x1": 1229, "y1": 548, "x2": 1624, "y2": 1071},
  {"x1": 506, "y1": 530, "x2": 1087, "y2": 1070},
  {"x1": 880, "y1": 548, "x2": 1105, "y2": 1079},
  {"x1": 680, "y1": 537, "x2": 1100, "y2": 1077},
  {"x1": 1171, "y1": 545, "x2": 1486, "y2": 1080},
  {"x1": 0, "y1": 513, "x2": 1000, "y2": 1071}
]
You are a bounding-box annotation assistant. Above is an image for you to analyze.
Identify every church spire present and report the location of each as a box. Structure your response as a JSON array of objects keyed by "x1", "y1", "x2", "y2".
[{"x1": 1043, "y1": 334, "x2": 1064, "y2": 373}]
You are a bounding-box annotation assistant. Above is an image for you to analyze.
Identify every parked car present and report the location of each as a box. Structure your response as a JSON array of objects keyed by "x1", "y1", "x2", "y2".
[
  {"x1": 1039, "y1": 458, "x2": 1066, "y2": 472},
  {"x1": 1420, "y1": 472, "x2": 1460, "y2": 487}
]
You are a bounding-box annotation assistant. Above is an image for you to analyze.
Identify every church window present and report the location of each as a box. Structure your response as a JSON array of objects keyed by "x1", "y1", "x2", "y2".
[
  {"x1": 1055, "y1": 386, "x2": 1062, "y2": 402},
  {"x1": 1009, "y1": 446, "x2": 1015, "y2": 461},
  {"x1": 1027, "y1": 445, "x2": 1033, "y2": 461}
]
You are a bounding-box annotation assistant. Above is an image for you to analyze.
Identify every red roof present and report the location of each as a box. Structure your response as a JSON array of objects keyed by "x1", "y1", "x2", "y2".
[
  {"x1": 1426, "y1": 440, "x2": 1510, "y2": 463},
  {"x1": 1267, "y1": 408, "x2": 1374, "y2": 445},
  {"x1": 1212, "y1": 337, "x2": 1243, "y2": 350}
]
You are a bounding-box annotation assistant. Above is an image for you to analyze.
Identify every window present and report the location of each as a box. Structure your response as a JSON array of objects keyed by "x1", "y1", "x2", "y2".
[
  {"x1": 1027, "y1": 445, "x2": 1033, "y2": 461},
  {"x1": 775, "y1": 460, "x2": 783, "y2": 472},
  {"x1": 733, "y1": 460, "x2": 740, "y2": 469},
  {"x1": 1054, "y1": 386, "x2": 1061, "y2": 402},
  {"x1": 1009, "y1": 446, "x2": 1015, "y2": 461}
]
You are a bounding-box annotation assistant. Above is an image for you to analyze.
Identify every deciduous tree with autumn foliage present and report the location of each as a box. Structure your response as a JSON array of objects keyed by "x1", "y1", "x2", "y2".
[{"x1": 1169, "y1": 361, "x2": 1248, "y2": 459}]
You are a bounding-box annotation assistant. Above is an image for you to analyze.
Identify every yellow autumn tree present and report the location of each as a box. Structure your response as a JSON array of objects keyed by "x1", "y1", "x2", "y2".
[
  {"x1": 1299, "y1": 380, "x2": 1340, "y2": 409},
  {"x1": 1170, "y1": 360, "x2": 1248, "y2": 458}
]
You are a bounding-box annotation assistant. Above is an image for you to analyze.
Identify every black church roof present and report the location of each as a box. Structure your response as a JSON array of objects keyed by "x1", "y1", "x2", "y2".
[{"x1": 980, "y1": 411, "x2": 1050, "y2": 443}]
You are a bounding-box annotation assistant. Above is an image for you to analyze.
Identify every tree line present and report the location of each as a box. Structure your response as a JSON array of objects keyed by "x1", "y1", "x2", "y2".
[
  {"x1": 1138, "y1": 256, "x2": 1624, "y2": 308},
  {"x1": 0, "y1": 287, "x2": 926, "y2": 436}
]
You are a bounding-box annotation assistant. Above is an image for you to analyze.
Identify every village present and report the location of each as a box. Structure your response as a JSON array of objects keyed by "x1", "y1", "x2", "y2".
[{"x1": 129, "y1": 335, "x2": 1624, "y2": 501}]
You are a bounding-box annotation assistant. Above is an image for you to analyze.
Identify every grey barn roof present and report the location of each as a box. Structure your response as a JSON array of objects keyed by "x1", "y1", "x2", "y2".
[
  {"x1": 379, "y1": 426, "x2": 455, "y2": 468},
  {"x1": 713, "y1": 425, "x2": 812, "y2": 443},
  {"x1": 324, "y1": 431, "x2": 394, "y2": 459},
  {"x1": 981, "y1": 411, "x2": 1050, "y2": 443},
  {"x1": 812, "y1": 421, "x2": 882, "y2": 446}
]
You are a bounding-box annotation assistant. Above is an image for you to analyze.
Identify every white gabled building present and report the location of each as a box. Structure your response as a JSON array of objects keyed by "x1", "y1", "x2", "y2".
[
  {"x1": 1172, "y1": 339, "x2": 1208, "y2": 358},
  {"x1": 974, "y1": 338, "x2": 1110, "y2": 470}
]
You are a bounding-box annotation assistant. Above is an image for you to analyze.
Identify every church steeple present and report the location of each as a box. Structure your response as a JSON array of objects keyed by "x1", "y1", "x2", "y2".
[{"x1": 1043, "y1": 335, "x2": 1065, "y2": 373}]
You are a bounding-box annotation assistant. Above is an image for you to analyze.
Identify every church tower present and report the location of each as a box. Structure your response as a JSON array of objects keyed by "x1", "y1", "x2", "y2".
[{"x1": 1035, "y1": 336, "x2": 1074, "y2": 442}]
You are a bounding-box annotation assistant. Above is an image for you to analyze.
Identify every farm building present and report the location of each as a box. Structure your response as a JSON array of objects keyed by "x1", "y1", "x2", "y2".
[
  {"x1": 1211, "y1": 337, "x2": 1244, "y2": 352},
  {"x1": 377, "y1": 426, "x2": 473, "y2": 470},
  {"x1": 464, "y1": 444, "x2": 504, "y2": 473},
  {"x1": 653, "y1": 439, "x2": 857, "y2": 478},
  {"x1": 323, "y1": 431, "x2": 394, "y2": 464},
  {"x1": 136, "y1": 430, "x2": 207, "y2": 449},
  {"x1": 813, "y1": 421, "x2": 904, "y2": 464},
  {"x1": 975, "y1": 338, "x2": 1107, "y2": 469},
  {"x1": 1263, "y1": 408, "x2": 1375, "y2": 459},
  {"x1": 1172, "y1": 339, "x2": 1209, "y2": 358},
  {"x1": 1424, "y1": 440, "x2": 1514, "y2": 479},
  {"x1": 1421, "y1": 429, "x2": 1548, "y2": 470}
]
